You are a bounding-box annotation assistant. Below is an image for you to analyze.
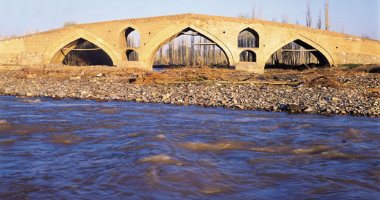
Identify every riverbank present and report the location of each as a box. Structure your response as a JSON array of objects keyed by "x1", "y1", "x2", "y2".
[{"x1": 0, "y1": 65, "x2": 379, "y2": 117}]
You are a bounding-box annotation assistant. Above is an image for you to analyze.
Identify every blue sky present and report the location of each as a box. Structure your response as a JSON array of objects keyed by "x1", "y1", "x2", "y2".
[{"x1": 0, "y1": 0, "x2": 379, "y2": 39}]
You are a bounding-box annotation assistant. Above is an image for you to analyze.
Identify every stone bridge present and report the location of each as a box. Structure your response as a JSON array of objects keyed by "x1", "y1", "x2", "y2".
[{"x1": 0, "y1": 14, "x2": 379, "y2": 73}]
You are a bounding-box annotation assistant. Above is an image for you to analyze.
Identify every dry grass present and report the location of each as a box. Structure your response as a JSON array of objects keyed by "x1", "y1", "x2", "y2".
[
  {"x1": 5, "y1": 65, "x2": 146, "y2": 80},
  {"x1": 136, "y1": 67, "x2": 252, "y2": 84},
  {"x1": 0, "y1": 65, "x2": 377, "y2": 88}
]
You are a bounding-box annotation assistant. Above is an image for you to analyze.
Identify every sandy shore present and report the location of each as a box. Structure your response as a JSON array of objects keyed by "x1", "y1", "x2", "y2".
[{"x1": 0, "y1": 65, "x2": 379, "y2": 117}]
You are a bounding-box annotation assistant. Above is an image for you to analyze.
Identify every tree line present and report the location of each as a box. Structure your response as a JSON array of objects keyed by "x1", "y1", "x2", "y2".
[{"x1": 153, "y1": 31, "x2": 229, "y2": 67}]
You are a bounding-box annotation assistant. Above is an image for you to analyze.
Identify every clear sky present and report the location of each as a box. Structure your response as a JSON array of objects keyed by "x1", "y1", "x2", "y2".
[{"x1": 0, "y1": 0, "x2": 379, "y2": 40}]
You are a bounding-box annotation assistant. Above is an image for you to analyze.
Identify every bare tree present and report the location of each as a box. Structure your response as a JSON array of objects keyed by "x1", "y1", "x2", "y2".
[
  {"x1": 0, "y1": 35, "x2": 17, "y2": 40},
  {"x1": 282, "y1": 15, "x2": 288, "y2": 24},
  {"x1": 238, "y1": 13, "x2": 250, "y2": 19},
  {"x1": 306, "y1": 1, "x2": 312, "y2": 27},
  {"x1": 190, "y1": 35, "x2": 195, "y2": 65},
  {"x1": 251, "y1": 6, "x2": 256, "y2": 19},
  {"x1": 63, "y1": 21, "x2": 77, "y2": 27},
  {"x1": 168, "y1": 41, "x2": 173, "y2": 65},
  {"x1": 153, "y1": 31, "x2": 229, "y2": 68},
  {"x1": 317, "y1": 11, "x2": 322, "y2": 29},
  {"x1": 361, "y1": 34, "x2": 370, "y2": 39}
]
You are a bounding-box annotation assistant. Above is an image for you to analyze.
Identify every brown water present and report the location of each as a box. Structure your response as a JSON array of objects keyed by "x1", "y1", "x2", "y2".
[{"x1": 0, "y1": 96, "x2": 379, "y2": 200}]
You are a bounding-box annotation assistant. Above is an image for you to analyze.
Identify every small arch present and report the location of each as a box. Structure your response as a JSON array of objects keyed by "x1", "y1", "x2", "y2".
[
  {"x1": 121, "y1": 27, "x2": 140, "y2": 48},
  {"x1": 238, "y1": 28, "x2": 259, "y2": 48},
  {"x1": 240, "y1": 50, "x2": 256, "y2": 62},
  {"x1": 126, "y1": 50, "x2": 139, "y2": 61}
]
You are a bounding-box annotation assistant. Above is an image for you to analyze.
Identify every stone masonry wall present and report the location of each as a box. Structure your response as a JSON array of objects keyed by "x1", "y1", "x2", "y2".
[{"x1": 0, "y1": 14, "x2": 379, "y2": 73}]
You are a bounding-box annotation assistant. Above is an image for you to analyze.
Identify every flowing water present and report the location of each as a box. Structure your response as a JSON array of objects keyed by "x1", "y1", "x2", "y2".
[{"x1": 0, "y1": 96, "x2": 379, "y2": 200}]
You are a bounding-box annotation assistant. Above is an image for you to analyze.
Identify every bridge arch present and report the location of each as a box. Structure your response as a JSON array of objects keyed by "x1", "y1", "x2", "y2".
[
  {"x1": 120, "y1": 27, "x2": 141, "y2": 49},
  {"x1": 264, "y1": 35, "x2": 335, "y2": 67},
  {"x1": 240, "y1": 50, "x2": 257, "y2": 62},
  {"x1": 238, "y1": 28, "x2": 259, "y2": 48},
  {"x1": 126, "y1": 49, "x2": 139, "y2": 61},
  {"x1": 45, "y1": 29, "x2": 119, "y2": 66},
  {"x1": 146, "y1": 24, "x2": 235, "y2": 68}
]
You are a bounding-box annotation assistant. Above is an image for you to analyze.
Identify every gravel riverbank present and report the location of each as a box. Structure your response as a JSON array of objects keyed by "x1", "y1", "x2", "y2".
[{"x1": 0, "y1": 66, "x2": 379, "y2": 117}]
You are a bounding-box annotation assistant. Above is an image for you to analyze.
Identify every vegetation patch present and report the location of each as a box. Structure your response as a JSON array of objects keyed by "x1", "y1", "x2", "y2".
[{"x1": 341, "y1": 64, "x2": 361, "y2": 69}]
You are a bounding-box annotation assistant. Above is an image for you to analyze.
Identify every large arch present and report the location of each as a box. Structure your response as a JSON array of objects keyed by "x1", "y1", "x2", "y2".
[
  {"x1": 264, "y1": 35, "x2": 335, "y2": 67},
  {"x1": 61, "y1": 38, "x2": 114, "y2": 66},
  {"x1": 152, "y1": 28, "x2": 230, "y2": 68},
  {"x1": 146, "y1": 25, "x2": 235, "y2": 68},
  {"x1": 45, "y1": 29, "x2": 119, "y2": 65}
]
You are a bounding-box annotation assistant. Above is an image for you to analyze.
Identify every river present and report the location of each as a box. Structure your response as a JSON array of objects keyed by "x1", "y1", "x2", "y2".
[{"x1": 0, "y1": 96, "x2": 379, "y2": 200}]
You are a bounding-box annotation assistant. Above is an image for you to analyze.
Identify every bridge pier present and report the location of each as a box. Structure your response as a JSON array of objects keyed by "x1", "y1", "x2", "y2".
[{"x1": 235, "y1": 62, "x2": 265, "y2": 74}]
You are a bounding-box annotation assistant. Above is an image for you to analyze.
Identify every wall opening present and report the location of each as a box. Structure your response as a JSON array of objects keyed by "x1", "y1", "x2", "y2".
[
  {"x1": 240, "y1": 50, "x2": 256, "y2": 62},
  {"x1": 126, "y1": 50, "x2": 139, "y2": 61},
  {"x1": 123, "y1": 27, "x2": 140, "y2": 48},
  {"x1": 369, "y1": 66, "x2": 380, "y2": 73},
  {"x1": 153, "y1": 28, "x2": 230, "y2": 69},
  {"x1": 61, "y1": 38, "x2": 113, "y2": 66},
  {"x1": 265, "y1": 39, "x2": 330, "y2": 70},
  {"x1": 238, "y1": 28, "x2": 259, "y2": 48}
]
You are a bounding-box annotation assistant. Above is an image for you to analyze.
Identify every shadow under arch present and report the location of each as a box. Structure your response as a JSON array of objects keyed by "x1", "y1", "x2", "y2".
[
  {"x1": 62, "y1": 38, "x2": 114, "y2": 66},
  {"x1": 147, "y1": 25, "x2": 235, "y2": 68},
  {"x1": 45, "y1": 29, "x2": 119, "y2": 66},
  {"x1": 264, "y1": 35, "x2": 334, "y2": 67}
]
